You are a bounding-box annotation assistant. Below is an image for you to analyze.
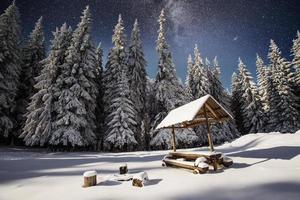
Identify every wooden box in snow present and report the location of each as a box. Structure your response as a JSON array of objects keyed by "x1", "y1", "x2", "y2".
[{"x1": 83, "y1": 170, "x2": 97, "y2": 187}]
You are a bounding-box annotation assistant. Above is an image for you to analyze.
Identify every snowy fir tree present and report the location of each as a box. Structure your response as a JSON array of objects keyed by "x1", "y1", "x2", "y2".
[
  {"x1": 94, "y1": 43, "x2": 104, "y2": 150},
  {"x1": 238, "y1": 58, "x2": 263, "y2": 134},
  {"x1": 231, "y1": 72, "x2": 244, "y2": 134},
  {"x1": 256, "y1": 54, "x2": 271, "y2": 131},
  {"x1": 212, "y1": 56, "x2": 221, "y2": 80},
  {"x1": 153, "y1": 9, "x2": 186, "y2": 111},
  {"x1": 291, "y1": 31, "x2": 300, "y2": 110},
  {"x1": 0, "y1": 1, "x2": 21, "y2": 140},
  {"x1": 103, "y1": 14, "x2": 127, "y2": 117},
  {"x1": 201, "y1": 55, "x2": 239, "y2": 143},
  {"x1": 15, "y1": 16, "x2": 45, "y2": 138},
  {"x1": 256, "y1": 54, "x2": 270, "y2": 113},
  {"x1": 150, "y1": 9, "x2": 198, "y2": 150},
  {"x1": 21, "y1": 23, "x2": 72, "y2": 146},
  {"x1": 104, "y1": 70, "x2": 138, "y2": 151},
  {"x1": 104, "y1": 15, "x2": 139, "y2": 151},
  {"x1": 2, "y1": 1, "x2": 300, "y2": 152},
  {"x1": 183, "y1": 44, "x2": 239, "y2": 145},
  {"x1": 50, "y1": 6, "x2": 98, "y2": 147},
  {"x1": 205, "y1": 57, "x2": 211, "y2": 66},
  {"x1": 193, "y1": 44, "x2": 209, "y2": 98},
  {"x1": 184, "y1": 54, "x2": 195, "y2": 102},
  {"x1": 127, "y1": 19, "x2": 147, "y2": 148},
  {"x1": 268, "y1": 40, "x2": 299, "y2": 133},
  {"x1": 185, "y1": 54, "x2": 194, "y2": 88}
]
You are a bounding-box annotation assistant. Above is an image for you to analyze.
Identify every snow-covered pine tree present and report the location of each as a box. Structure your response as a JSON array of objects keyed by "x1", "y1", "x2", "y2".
[
  {"x1": 104, "y1": 70, "x2": 138, "y2": 151},
  {"x1": 256, "y1": 54, "x2": 270, "y2": 112},
  {"x1": 189, "y1": 46, "x2": 213, "y2": 145},
  {"x1": 207, "y1": 64, "x2": 221, "y2": 101},
  {"x1": 150, "y1": 9, "x2": 198, "y2": 150},
  {"x1": 21, "y1": 23, "x2": 73, "y2": 146},
  {"x1": 50, "y1": 6, "x2": 98, "y2": 147},
  {"x1": 128, "y1": 19, "x2": 147, "y2": 149},
  {"x1": 103, "y1": 15, "x2": 127, "y2": 117},
  {"x1": 205, "y1": 57, "x2": 239, "y2": 143},
  {"x1": 231, "y1": 72, "x2": 245, "y2": 134},
  {"x1": 213, "y1": 56, "x2": 221, "y2": 80},
  {"x1": 291, "y1": 31, "x2": 300, "y2": 111},
  {"x1": 238, "y1": 58, "x2": 263, "y2": 133},
  {"x1": 0, "y1": 1, "x2": 21, "y2": 139},
  {"x1": 104, "y1": 15, "x2": 139, "y2": 151},
  {"x1": 248, "y1": 87, "x2": 264, "y2": 133},
  {"x1": 268, "y1": 40, "x2": 299, "y2": 133},
  {"x1": 267, "y1": 41, "x2": 282, "y2": 131},
  {"x1": 219, "y1": 86, "x2": 240, "y2": 142},
  {"x1": 205, "y1": 57, "x2": 211, "y2": 66},
  {"x1": 193, "y1": 44, "x2": 209, "y2": 98},
  {"x1": 94, "y1": 43, "x2": 104, "y2": 150},
  {"x1": 256, "y1": 54, "x2": 271, "y2": 131},
  {"x1": 15, "y1": 16, "x2": 45, "y2": 138},
  {"x1": 185, "y1": 54, "x2": 193, "y2": 86},
  {"x1": 184, "y1": 54, "x2": 195, "y2": 102}
]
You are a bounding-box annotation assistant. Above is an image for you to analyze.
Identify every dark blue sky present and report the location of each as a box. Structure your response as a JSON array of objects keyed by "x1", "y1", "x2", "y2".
[{"x1": 1, "y1": 0, "x2": 300, "y2": 89}]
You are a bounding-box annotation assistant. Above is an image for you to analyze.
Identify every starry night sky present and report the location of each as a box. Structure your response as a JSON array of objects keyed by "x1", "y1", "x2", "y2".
[{"x1": 1, "y1": 0, "x2": 300, "y2": 88}]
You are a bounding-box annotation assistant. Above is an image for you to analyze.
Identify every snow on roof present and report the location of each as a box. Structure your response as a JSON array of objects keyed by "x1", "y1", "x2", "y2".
[{"x1": 156, "y1": 94, "x2": 233, "y2": 130}]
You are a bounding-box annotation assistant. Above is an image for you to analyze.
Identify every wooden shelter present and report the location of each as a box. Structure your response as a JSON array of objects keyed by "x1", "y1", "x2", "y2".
[{"x1": 156, "y1": 94, "x2": 234, "y2": 173}]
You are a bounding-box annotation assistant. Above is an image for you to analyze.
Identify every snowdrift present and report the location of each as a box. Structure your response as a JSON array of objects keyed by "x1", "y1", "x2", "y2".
[{"x1": 0, "y1": 131, "x2": 300, "y2": 200}]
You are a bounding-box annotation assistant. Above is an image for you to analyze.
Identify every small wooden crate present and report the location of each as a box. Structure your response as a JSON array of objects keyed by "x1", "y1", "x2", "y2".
[{"x1": 83, "y1": 170, "x2": 97, "y2": 187}]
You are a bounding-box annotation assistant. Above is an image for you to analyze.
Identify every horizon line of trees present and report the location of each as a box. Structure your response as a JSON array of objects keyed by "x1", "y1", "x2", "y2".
[
  {"x1": 0, "y1": 2, "x2": 299, "y2": 151},
  {"x1": 231, "y1": 38, "x2": 300, "y2": 135}
]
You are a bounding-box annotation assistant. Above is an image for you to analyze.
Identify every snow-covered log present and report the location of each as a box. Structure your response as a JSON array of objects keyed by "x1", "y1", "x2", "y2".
[
  {"x1": 163, "y1": 157, "x2": 209, "y2": 174},
  {"x1": 220, "y1": 155, "x2": 233, "y2": 167},
  {"x1": 132, "y1": 172, "x2": 149, "y2": 187},
  {"x1": 194, "y1": 157, "x2": 207, "y2": 167},
  {"x1": 83, "y1": 170, "x2": 97, "y2": 187},
  {"x1": 119, "y1": 163, "x2": 128, "y2": 174}
]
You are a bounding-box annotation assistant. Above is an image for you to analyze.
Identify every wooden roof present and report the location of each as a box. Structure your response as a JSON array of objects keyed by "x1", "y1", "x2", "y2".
[{"x1": 156, "y1": 94, "x2": 233, "y2": 129}]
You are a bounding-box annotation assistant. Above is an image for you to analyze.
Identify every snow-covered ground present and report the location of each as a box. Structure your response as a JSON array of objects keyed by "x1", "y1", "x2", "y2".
[{"x1": 1, "y1": 131, "x2": 300, "y2": 200}]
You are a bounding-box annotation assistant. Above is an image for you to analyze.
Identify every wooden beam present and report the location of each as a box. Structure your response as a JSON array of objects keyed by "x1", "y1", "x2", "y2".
[
  {"x1": 205, "y1": 104, "x2": 219, "y2": 119},
  {"x1": 204, "y1": 105, "x2": 214, "y2": 152},
  {"x1": 171, "y1": 126, "x2": 176, "y2": 152},
  {"x1": 183, "y1": 117, "x2": 216, "y2": 128},
  {"x1": 196, "y1": 107, "x2": 223, "y2": 118},
  {"x1": 159, "y1": 117, "x2": 230, "y2": 130}
]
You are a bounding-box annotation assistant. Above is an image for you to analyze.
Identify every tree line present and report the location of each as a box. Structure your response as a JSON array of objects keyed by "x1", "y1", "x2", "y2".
[
  {"x1": 0, "y1": 2, "x2": 298, "y2": 151},
  {"x1": 231, "y1": 39, "x2": 300, "y2": 135}
]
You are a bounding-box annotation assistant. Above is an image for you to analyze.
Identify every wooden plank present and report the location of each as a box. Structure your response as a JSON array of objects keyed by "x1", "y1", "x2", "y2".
[
  {"x1": 206, "y1": 104, "x2": 219, "y2": 119},
  {"x1": 160, "y1": 117, "x2": 229, "y2": 129},
  {"x1": 169, "y1": 151, "x2": 222, "y2": 160},
  {"x1": 196, "y1": 107, "x2": 225, "y2": 119},
  {"x1": 204, "y1": 105, "x2": 215, "y2": 152},
  {"x1": 171, "y1": 126, "x2": 176, "y2": 152},
  {"x1": 163, "y1": 158, "x2": 209, "y2": 174}
]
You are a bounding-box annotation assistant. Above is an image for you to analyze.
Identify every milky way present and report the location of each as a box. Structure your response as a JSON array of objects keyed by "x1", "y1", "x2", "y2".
[{"x1": 1, "y1": 0, "x2": 299, "y2": 88}]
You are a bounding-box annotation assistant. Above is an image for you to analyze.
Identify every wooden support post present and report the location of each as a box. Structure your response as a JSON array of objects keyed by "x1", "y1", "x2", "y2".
[
  {"x1": 171, "y1": 126, "x2": 176, "y2": 152},
  {"x1": 204, "y1": 105, "x2": 214, "y2": 152}
]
